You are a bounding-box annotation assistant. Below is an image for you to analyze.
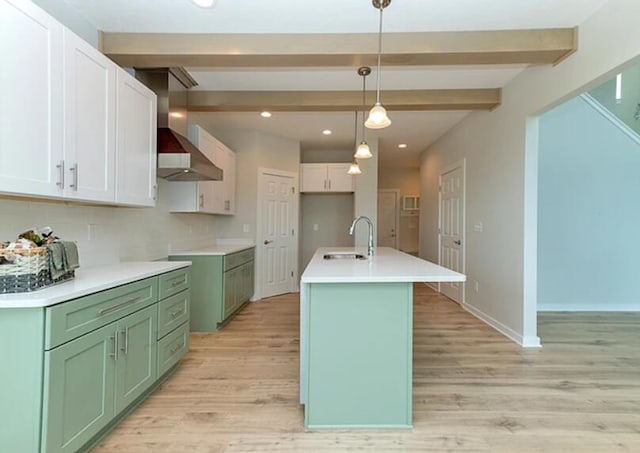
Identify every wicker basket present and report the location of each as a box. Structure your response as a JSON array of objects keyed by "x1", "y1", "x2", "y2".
[{"x1": 0, "y1": 246, "x2": 74, "y2": 294}]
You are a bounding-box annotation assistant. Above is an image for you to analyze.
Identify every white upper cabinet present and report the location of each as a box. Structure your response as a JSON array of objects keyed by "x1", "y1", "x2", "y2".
[
  {"x1": 167, "y1": 125, "x2": 236, "y2": 215},
  {"x1": 0, "y1": 0, "x2": 157, "y2": 206},
  {"x1": 0, "y1": 0, "x2": 64, "y2": 198},
  {"x1": 115, "y1": 69, "x2": 157, "y2": 207},
  {"x1": 300, "y1": 163, "x2": 354, "y2": 193},
  {"x1": 63, "y1": 30, "x2": 117, "y2": 202}
]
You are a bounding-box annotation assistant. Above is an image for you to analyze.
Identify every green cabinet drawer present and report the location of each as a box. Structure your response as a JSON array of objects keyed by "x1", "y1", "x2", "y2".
[
  {"x1": 223, "y1": 247, "x2": 254, "y2": 271},
  {"x1": 157, "y1": 321, "x2": 190, "y2": 377},
  {"x1": 158, "y1": 267, "x2": 190, "y2": 300},
  {"x1": 157, "y1": 289, "x2": 190, "y2": 339},
  {"x1": 45, "y1": 277, "x2": 158, "y2": 350}
]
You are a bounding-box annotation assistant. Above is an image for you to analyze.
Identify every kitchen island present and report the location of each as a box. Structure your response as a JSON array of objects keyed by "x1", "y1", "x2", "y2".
[{"x1": 300, "y1": 247, "x2": 465, "y2": 429}]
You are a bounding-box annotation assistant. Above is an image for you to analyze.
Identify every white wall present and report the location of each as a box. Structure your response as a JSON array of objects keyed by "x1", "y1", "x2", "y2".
[
  {"x1": 538, "y1": 95, "x2": 640, "y2": 311},
  {"x1": 33, "y1": 0, "x2": 99, "y2": 47},
  {"x1": 419, "y1": 0, "x2": 640, "y2": 347},
  {"x1": 0, "y1": 180, "x2": 217, "y2": 268}
]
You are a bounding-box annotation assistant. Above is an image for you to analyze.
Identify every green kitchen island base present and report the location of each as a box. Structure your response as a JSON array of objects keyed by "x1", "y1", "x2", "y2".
[{"x1": 303, "y1": 282, "x2": 413, "y2": 428}]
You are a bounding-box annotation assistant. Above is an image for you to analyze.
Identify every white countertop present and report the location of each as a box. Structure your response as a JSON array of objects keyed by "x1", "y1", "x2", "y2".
[
  {"x1": 300, "y1": 247, "x2": 466, "y2": 283},
  {"x1": 168, "y1": 244, "x2": 254, "y2": 256},
  {"x1": 0, "y1": 261, "x2": 191, "y2": 309}
]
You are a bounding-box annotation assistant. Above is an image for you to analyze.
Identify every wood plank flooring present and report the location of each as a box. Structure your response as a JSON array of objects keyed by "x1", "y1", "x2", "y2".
[{"x1": 93, "y1": 284, "x2": 640, "y2": 452}]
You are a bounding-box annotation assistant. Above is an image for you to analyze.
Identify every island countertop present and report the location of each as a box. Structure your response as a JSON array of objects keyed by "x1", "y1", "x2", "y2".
[{"x1": 301, "y1": 247, "x2": 466, "y2": 284}]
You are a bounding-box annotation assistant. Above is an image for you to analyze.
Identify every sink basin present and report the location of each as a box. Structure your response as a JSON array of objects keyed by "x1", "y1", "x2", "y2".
[{"x1": 323, "y1": 252, "x2": 366, "y2": 260}]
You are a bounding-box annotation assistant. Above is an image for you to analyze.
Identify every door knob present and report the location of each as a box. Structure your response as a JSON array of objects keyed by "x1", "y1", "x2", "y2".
[
  {"x1": 454, "y1": 240, "x2": 461, "y2": 245},
  {"x1": 264, "y1": 240, "x2": 273, "y2": 245}
]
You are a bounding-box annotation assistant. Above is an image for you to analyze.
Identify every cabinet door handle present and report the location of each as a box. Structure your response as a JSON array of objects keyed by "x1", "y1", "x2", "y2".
[
  {"x1": 323, "y1": 180, "x2": 327, "y2": 190},
  {"x1": 199, "y1": 193, "x2": 204, "y2": 208},
  {"x1": 120, "y1": 328, "x2": 129, "y2": 354},
  {"x1": 153, "y1": 184, "x2": 157, "y2": 201},
  {"x1": 69, "y1": 163, "x2": 78, "y2": 190},
  {"x1": 109, "y1": 332, "x2": 119, "y2": 360},
  {"x1": 56, "y1": 161, "x2": 65, "y2": 188},
  {"x1": 98, "y1": 296, "x2": 141, "y2": 315},
  {"x1": 225, "y1": 200, "x2": 230, "y2": 211},
  {"x1": 328, "y1": 179, "x2": 331, "y2": 190}
]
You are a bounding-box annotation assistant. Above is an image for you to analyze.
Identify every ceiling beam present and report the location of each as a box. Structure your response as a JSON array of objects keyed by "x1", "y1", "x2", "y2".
[
  {"x1": 187, "y1": 89, "x2": 501, "y2": 112},
  {"x1": 101, "y1": 28, "x2": 577, "y2": 68}
]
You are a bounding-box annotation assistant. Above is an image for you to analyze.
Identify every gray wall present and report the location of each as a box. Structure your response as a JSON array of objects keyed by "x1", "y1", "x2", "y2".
[
  {"x1": 33, "y1": 0, "x2": 99, "y2": 47},
  {"x1": 538, "y1": 95, "x2": 640, "y2": 310}
]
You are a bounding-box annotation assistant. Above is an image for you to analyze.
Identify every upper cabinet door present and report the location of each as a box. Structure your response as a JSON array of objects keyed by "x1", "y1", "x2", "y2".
[
  {"x1": 0, "y1": 0, "x2": 64, "y2": 198},
  {"x1": 223, "y1": 145, "x2": 236, "y2": 214},
  {"x1": 63, "y1": 30, "x2": 116, "y2": 203},
  {"x1": 115, "y1": 69, "x2": 157, "y2": 207},
  {"x1": 300, "y1": 164, "x2": 328, "y2": 192},
  {"x1": 326, "y1": 163, "x2": 354, "y2": 192}
]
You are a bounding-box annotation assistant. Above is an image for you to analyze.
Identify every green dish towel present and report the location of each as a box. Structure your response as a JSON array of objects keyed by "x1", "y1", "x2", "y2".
[{"x1": 47, "y1": 242, "x2": 79, "y2": 280}]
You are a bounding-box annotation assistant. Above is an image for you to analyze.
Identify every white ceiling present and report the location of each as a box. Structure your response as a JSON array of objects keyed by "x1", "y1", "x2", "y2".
[{"x1": 58, "y1": 0, "x2": 609, "y2": 167}]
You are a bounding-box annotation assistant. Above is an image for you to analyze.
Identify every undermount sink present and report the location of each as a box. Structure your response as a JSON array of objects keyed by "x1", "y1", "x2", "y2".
[{"x1": 323, "y1": 252, "x2": 366, "y2": 260}]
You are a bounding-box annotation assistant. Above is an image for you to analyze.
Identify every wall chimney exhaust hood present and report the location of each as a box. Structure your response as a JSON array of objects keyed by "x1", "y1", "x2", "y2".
[{"x1": 136, "y1": 68, "x2": 223, "y2": 182}]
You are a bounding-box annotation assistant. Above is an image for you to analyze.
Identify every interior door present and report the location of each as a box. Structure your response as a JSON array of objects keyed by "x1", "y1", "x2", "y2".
[
  {"x1": 260, "y1": 172, "x2": 296, "y2": 298},
  {"x1": 439, "y1": 166, "x2": 464, "y2": 303},
  {"x1": 377, "y1": 190, "x2": 399, "y2": 248}
]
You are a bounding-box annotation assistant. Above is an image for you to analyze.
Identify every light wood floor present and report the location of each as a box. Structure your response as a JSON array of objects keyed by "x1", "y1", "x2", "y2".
[{"x1": 93, "y1": 284, "x2": 640, "y2": 452}]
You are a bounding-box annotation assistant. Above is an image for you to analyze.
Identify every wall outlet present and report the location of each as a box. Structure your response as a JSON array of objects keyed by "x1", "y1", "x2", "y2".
[
  {"x1": 313, "y1": 224, "x2": 319, "y2": 231},
  {"x1": 474, "y1": 280, "x2": 479, "y2": 293},
  {"x1": 474, "y1": 222, "x2": 484, "y2": 232},
  {"x1": 87, "y1": 224, "x2": 100, "y2": 241},
  {"x1": 242, "y1": 224, "x2": 250, "y2": 233}
]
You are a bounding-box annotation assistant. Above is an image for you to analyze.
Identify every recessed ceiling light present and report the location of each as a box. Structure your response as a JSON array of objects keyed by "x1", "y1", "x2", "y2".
[
  {"x1": 191, "y1": 0, "x2": 217, "y2": 8},
  {"x1": 260, "y1": 111, "x2": 272, "y2": 118},
  {"x1": 170, "y1": 112, "x2": 184, "y2": 118},
  {"x1": 398, "y1": 143, "x2": 408, "y2": 149},
  {"x1": 322, "y1": 129, "x2": 332, "y2": 135}
]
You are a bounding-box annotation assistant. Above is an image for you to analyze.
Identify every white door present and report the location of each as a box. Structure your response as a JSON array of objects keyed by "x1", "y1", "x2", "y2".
[
  {"x1": 439, "y1": 165, "x2": 465, "y2": 303},
  {"x1": 115, "y1": 68, "x2": 157, "y2": 206},
  {"x1": 63, "y1": 30, "x2": 116, "y2": 202},
  {"x1": 0, "y1": 0, "x2": 64, "y2": 198},
  {"x1": 260, "y1": 172, "x2": 296, "y2": 298},
  {"x1": 377, "y1": 190, "x2": 399, "y2": 248}
]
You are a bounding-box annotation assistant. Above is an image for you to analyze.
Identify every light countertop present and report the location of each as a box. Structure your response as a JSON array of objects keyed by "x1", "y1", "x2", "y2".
[
  {"x1": 300, "y1": 247, "x2": 466, "y2": 284},
  {"x1": 0, "y1": 261, "x2": 191, "y2": 309},
  {"x1": 168, "y1": 244, "x2": 254, "y2": 256}
]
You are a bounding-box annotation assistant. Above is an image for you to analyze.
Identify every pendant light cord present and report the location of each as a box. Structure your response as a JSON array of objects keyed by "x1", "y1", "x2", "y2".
[
  {"x1": 354, "y1": 110, "x2": 359, "y2": 149},
  {"x1": 361, "y1": 73, "x2": 367, "y2": 141},
  {"x1": 375, "y1": 4, "x2": 383, "y2": 104}
]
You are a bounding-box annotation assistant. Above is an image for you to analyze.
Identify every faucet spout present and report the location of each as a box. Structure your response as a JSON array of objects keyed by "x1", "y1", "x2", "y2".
[{"x1": 348, "y1": 216, "x2": 375, "y2": 257}]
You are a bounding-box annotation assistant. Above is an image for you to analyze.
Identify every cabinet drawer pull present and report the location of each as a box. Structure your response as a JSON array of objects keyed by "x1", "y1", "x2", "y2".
[
  {"x1": 56, "y1": 161, "x2": 65, "y2": 188},
  {"x1": 69, "y1": 163, "x2": 79, "y2": 190},
  {"x1": 170, "y1": 342, "x2": 184, "y2": 354},
  {"x1": 169, "y1": 308, "x2": 184, "y2": 318},
  {"x1": 98, "y1": 296, "x2": 141, "y2": 315},
  {"x1": 119, "y1": 329, "x2": 129, "y2": 354},
  {"x1": 170, "y1": 279, "x2": 185, "y2": 287}
]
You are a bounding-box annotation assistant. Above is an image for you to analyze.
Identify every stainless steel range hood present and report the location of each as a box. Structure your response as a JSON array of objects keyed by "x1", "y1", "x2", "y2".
[{"x1": 136, "y1": 68, "x2": 223, "y2": 181}]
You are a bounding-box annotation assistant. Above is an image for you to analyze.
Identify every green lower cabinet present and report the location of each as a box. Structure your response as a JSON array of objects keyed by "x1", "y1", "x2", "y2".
[
  {"x1": 115, "y1": 305, "x2": 158, "y2": 413},
  {"x1": 42, "y1": 323, "x2": 117, "y2": 453},
  {"x1": 169, "y1": 249, "x2": 254, "y2": 331}
]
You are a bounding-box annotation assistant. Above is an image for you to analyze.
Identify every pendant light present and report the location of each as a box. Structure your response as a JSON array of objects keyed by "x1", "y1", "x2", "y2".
[
  {"x1": 354, "y1": 67, "x2": 373, "y2": 159},
  {"x1": 365, "y1": 0, "x2": 392, "y2": 130},
  {"x1": 348, "y1": 111, "x2": 362, "y2": 175}
]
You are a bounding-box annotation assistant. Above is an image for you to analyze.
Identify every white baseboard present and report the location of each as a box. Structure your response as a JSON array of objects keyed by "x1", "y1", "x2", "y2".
[
  {"x1": 538, "y1": 302, "x2": 640, "y2": 312},
  {"x1": 462, "y1": 301, "x2": 541, "y2": 348}
]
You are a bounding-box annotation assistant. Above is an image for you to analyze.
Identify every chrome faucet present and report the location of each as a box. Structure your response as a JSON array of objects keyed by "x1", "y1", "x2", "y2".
[{"x1": 348, "y1": 216, "x2": 374, "y2": 257}]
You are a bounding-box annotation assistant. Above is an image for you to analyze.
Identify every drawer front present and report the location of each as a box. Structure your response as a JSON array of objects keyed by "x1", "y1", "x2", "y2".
[
  {"x1": 223, "y1": 247, "x2": 254, "y2": 271},
  {"x1": 158, "y1": 267, "x2": 190, "y2": 300},
  {"x1": 157, "y1": 321, "x2": 190, "y2": 376},
  {"x1": 157, "y1": 289, "x2": 190, "y2": 339},
  {"x1": 45, "y1": 278, "x2": 158, "y2": 350}
]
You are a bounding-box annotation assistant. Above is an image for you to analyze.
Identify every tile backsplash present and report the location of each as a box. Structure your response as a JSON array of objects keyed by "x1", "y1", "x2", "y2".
[{"x1": 0, "y1": 180, "x2": 217, "y2": 268}]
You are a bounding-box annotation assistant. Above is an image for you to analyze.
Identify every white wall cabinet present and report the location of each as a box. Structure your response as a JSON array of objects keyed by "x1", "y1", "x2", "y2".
[
  {"x1": 167, "y1": 125, "x2": 236, "y2": 215},
  {"x1": 115, "y1": 69, "x2": 157, "y2": 207},
  {"x1": 0, "y1": 0, "x2": 157, "y2": 207},
  {"x1": 300, "y1": 163, "x2": 354, "y2": 193}
]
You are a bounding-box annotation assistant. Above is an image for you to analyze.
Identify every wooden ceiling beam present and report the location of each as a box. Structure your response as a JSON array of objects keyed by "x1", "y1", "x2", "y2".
[
  {"x1": 101, "y1": 28, "x2": 577, "y2": 68},
  {"x1": 187, "y1": 89, "x2": 501, "y2": 112}
]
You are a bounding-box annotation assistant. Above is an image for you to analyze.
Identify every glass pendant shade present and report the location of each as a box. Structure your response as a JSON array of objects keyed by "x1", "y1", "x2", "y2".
[
  {"x1": 354, "y1": 140, "x2": 372, "y2": 159},
  {"x1": 365, "y1": 102, "x2": 392, "y2": 129},
  {"x1": 347, "y1": 161, "x2": 362, "y2": 175}
]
